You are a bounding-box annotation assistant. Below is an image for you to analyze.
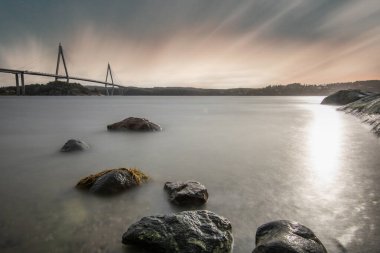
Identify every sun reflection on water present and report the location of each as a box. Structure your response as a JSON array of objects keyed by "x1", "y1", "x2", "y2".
[{"x1": 308, "y1": 106, "x2": 342, "y2": 190}]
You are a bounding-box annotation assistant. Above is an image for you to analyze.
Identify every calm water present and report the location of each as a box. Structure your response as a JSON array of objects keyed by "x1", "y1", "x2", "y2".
[{"x1": 0, "y1": 96, "x2": 379, "y2": 253}]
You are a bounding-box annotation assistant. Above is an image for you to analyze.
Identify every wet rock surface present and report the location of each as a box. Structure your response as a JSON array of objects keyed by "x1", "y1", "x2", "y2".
[
  {"x1": 107, "y1": 117, "x2": 161, "y2": 132},
  {"x1": 60, "y1": 139, "x2": 89, "y2": 152},
  {"x1": 321, "y1": 89, "x2": 372, "y2": 105},
  {"x1": 338, "y1": 94, "x2": 380, "y2": 136},
  {"x1": 76, "y1": 168, "x2": 148, "y2": 195},
  {"x1": 339, "y1": 93, "x2": 380, "y2": 114},
  {"x1": 122, "y1": 210, "x2": 233, "y2": 253},
  {"x1": 252, "y1": 220, "x2": 327, "y2": 253},
  {"x1": 164, "y1": 181, "x2": 208, "y2": 206}
]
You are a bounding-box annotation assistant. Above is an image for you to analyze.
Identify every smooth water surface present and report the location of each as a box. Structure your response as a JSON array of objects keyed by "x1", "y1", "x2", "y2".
[{"x1": 0, "y1": 96, "x2": 379, "y2": 253}]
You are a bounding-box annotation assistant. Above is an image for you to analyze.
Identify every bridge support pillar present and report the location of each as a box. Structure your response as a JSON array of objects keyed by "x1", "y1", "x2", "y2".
[
  {"x1": 15, "y1": 73, "x2": 20, "y2": 96},
  {"x1": 105, "y1": 63, "x2": 114, "y2": 96},
  {"x1": 21, "y1": 73, "x2": 25, "y2": 95},
  {"x1": 55, "y1": 43, "x2": 70, "y2": 83},
  {"x1": 105, "y1": 84, "x2": 109, "y2": 96}
]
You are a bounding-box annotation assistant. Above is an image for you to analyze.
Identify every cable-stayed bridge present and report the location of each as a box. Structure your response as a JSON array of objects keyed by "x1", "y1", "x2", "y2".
[{"x1": 0, "y1": 43, "x2": 125, "y2": 95}]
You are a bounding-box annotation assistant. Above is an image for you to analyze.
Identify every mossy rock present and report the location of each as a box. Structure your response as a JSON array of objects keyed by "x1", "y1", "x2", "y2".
[{"x1": 76, "y1": 168, "x2": 149, "y2": 195}]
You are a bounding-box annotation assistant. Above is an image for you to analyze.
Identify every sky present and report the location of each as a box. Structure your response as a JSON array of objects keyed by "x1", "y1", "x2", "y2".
[{"x1": 0, "y1": 0, "x2": 379, "y2": 88}]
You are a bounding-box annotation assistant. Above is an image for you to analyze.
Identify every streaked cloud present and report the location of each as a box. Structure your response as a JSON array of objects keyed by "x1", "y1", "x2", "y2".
[{"x1": 0, "y1": 0, "x2": 379, "y2": 87}]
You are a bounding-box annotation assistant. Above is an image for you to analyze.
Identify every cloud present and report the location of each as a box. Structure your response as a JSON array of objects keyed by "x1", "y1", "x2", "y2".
[{"x1": 0, "y1": 0, "x2": 379, "y2": 87}]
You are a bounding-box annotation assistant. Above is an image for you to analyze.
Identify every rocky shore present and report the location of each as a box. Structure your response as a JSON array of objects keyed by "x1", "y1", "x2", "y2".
[
  {"x1": 321, "y1": 89, "x2": 373, "y2": 105},
  {"x1": 322, "y1": 89, "x2": 380, "y2": 136},
  {"x1": 338, "y1": 94, "x2": 380, "y2": 136}
]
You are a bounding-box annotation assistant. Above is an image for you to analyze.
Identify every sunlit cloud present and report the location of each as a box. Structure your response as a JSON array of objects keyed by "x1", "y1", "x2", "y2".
[{"x1": 0, "y1": 0, "x2": 379, "y2": 87}]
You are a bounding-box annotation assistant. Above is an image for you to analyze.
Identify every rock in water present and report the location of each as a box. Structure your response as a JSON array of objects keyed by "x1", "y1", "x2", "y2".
[
  {"x1": 76, "y1": 168, "x2": 148, "y2": 195},
  {"x1": 107, "y1": 117, "x2": 161, "y2": 131},
  {"x1": 321, "y1": 89, "x2": 372, "y2": 105},
  {"x1": 252, "y1": 220, "x2": 327, "y2": 253},
  {"x1": 122, "y1": 210, "x2": 233, "y2": 253},
  {"x1": 60, "y1": 139, "x2": 89, "y2": 152},
  {"x1": 164, "y1": 181, "x2": 208, "y2": 206}
]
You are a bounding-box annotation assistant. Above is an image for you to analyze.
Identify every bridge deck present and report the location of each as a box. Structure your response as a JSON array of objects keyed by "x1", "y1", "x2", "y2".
[{"x1": 0, "y1": 68, "x2": 126, "y2": 88}]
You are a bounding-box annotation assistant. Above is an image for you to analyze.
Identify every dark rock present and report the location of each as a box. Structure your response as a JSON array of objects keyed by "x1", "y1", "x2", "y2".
[
  {"x1": 252, "y1": 220, "x2": 327, "y2": 253},
  {"x1": 90, "y1": 170, "x2": 136, "y2": 194},
  {"x1": 321, "y1": 89, "x2": 373, "y2": 105},
  {"x1": 60, "y1": 139, "x2": 89, "y2": 152},
  {"x1": 164, "y1": 181, "x2": 208, "y2": 206},
  {"x1": 122, "y1": 210, "x2": 233, "y2": 253},
  {"x1": 76, "y1": 168, "x2": 148, "y2": 195},
  {"x1": 107, "y1": 117, "x2": 161, "y2": 132}
]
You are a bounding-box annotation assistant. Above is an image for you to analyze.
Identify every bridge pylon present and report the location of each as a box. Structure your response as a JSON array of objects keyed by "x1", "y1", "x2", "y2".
[
  {"x1": 105, "y1": 63, "x2": 114, "y2": 96},
  {"x1": 0, "y1": 44, "x2": 127, "y2": 95},
  {"x1": 13, "y1": 72, "x2": 25, "y2": 95},
  {"x1": 55, "y1": 43, "x2": 69, "y2": 83}
]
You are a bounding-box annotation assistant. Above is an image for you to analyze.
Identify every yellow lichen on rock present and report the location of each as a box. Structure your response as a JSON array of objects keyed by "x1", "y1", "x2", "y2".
[
  {"x1": 76, "y1": 168, "x2": 148, "y2": 189},
  {"x1": 127, "y1": 168, "x2": 149, "y2": 185}
]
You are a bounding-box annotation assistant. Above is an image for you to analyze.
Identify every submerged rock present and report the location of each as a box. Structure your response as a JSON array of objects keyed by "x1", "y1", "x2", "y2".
[
  {"x1": 321, "y1": 89, "x2": 372, "y2": 105},
  {"x1": 76, "y1": 168, "x2": 148, "y2": 195},
  {"x1": 338, "y1": 94, "x2": 380, "y2": 136},
  {"x1": 107, "y1": 117, "x2": 161, "y2": 132},
  {"x1": 252, "y1": 220, "x2": 327, "y2": 253},
  {"x1": 60, "y1": 139, "x2": 89, "y2": 152},
  {"x1": 164, "y1": 181, "x2": 208, "y2": 206},
  {"x1": 122, "y1": 210, "x2": 233, "y2": 253}
]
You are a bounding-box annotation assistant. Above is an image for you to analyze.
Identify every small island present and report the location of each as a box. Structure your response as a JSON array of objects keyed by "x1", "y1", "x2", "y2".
[{"x1": 0, "y1": 81, "x2": 98, "y2": 96}]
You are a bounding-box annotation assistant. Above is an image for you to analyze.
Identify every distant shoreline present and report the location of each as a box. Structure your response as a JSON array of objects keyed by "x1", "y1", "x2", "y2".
[{"x1": 1, "y1": 80, "x2": 379, "y2": 96}]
